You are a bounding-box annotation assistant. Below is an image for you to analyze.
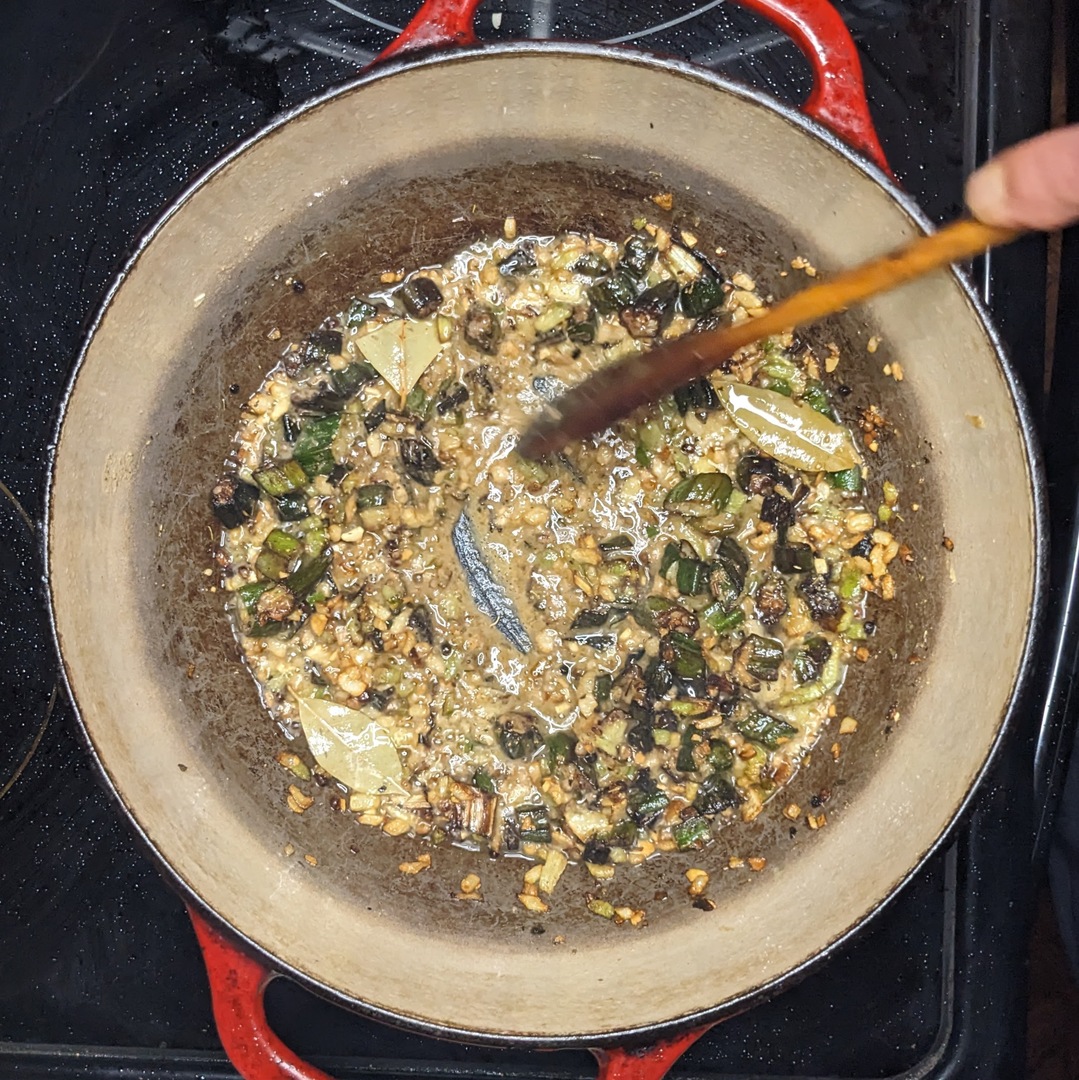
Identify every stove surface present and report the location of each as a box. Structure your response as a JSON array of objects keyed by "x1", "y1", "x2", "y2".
[{"x1": 0, "y1": 2, "x2": 1065, "y2": 1078}]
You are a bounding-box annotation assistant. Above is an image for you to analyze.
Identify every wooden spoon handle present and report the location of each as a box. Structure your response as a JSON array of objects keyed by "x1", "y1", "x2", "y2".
[
  {"x1": 701, "y1": 217, "x2": 1019, "y2": 355},
  {"x1": 519, "y1": 218, "x2": 1020, "y2": 459}
]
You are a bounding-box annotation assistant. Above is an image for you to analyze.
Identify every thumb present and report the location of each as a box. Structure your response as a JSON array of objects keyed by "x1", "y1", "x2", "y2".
[{"x1": 965, "y1": 125, "x2": 1079, "y2": 231}]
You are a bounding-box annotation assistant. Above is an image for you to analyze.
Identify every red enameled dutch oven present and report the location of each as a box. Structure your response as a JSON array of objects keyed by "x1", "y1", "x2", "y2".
[{"x1": 45, "y1": 1, "x2": 1046, "y2": 1077}]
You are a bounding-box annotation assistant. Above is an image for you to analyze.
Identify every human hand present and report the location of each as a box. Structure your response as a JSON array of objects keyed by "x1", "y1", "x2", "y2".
[{"x1": 965, "y1": 124, "x2": 1079, "y2": 231}]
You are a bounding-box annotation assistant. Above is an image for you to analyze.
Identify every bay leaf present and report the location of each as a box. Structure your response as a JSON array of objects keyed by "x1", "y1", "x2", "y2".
[
  {"x1": 717, "y1": 382, "x2": 860, "y2": 473},
  {"x1": 295, "y1": 696, "x2": 406, "y2": 796},
  {"x1": 356, "y1": 318, "x2": 442, "y2": 399}
]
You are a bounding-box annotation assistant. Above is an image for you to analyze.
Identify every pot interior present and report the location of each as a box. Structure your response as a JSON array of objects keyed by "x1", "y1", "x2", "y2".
[{"x1": 48, "y1": 47, "x2": 1038, "y2": 1042}]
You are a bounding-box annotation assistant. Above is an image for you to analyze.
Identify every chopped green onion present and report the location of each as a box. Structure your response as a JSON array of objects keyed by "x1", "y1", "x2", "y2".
[
  {"x1": 599, "y1": 533, "x2": 633, "y2": 552},
  {"x1": 545, "y1": 732, "x2": 577, "y2": 770},
  {"x1": 589, "y1": 273, "x2": 637, "y2": 314},
  {"x1": 741, "y1": 634, "x2": 784, "y2": 680},
  {"x1": 595, "y1": 674, "x2": 613, "y2": 705},
  {"x1": 837, "y1": 564, "x2": 864, "y2": 599},
  {"x1": 568, "y1": 310, "x2": 597, "y2": 344},
  {"x1": 513, "y1": 454, "x2": 550, "y2": 486},
  {"x1": 663, "y1": 631, "x2": 705, "y2": 680},
  {"x1": 774, "y1": 543, "x2": 815, "y2": 574},
  {"x1": 659, "y1": 541, "x2": 682, "y2": 576},
  {"x1": 736, "y1": 710, "x2": 798, "y2": 750},
  {"x1": 676, "y1": 558, "x2": 709, "y2": 596},
  {"x1": 627, "y1": 784, "x2": 668, "y2": 825},
  {"x1": 680, "y1": 272, "x2": 724, "y2": 318},
  {"x1": 284, "y1": 552, "x2": 332, "y2": 601},
  {"x1": 346, "y1": 297, "x2": 378, "y2": 327},
  {"x1": 666, "y1": 472, "x2": 733, "y2": 513},
  {"x1": 570, "y1": 607, "x2": 613, "y2": 630},
  {"x1": 405, "y1": 384, "x2": 430, "y2": 418},
  {"x1": 828, "y1": 467, "x2": 863, "y2": 493},
  {"x1": 780, "y1": 646, "x2": 843, "y2": 705},
  {"x1": 572, "y1": 252, "x2": 611, "y2": 277},
  {"x1": 516, "y1": 804, "x2": 552, "y2": 844},
  {"x1": 434, "y1": 380, "x2": 469, "y2": 416},
  {"x1": 694, "y1": 771, "x2": 738, "y2": 814},
  {"x1": 664, "y1": 243, "x2": 704, "y2": 282},
  {"x1": 263, "y1": 529, "x2": 303, "y2": 559},
  {"x1": 668, "y1": 698, "x2": 714, "y2": 718},
  {"x1": 708, "y1": 742, "x2": 735, "y2": 772},
  {"x1": 703, "y1": 603, "x2": 745, "y2": 634},
  {"x1": 255, "y1": 550, "x2": 288, "y2": 579},
  {"x1": 473, "y1": 769, "x2": 496, "y2": 795},
  {"x1": 801, "y1": 379, "x2": 838, "y2": 420},
  {"x1": 499, "y1": 721, "x2": 541, "y2": 761},
  {"x1": 708, "y1": 538, "x2": 748, "y2": 606},
  {"x1": 292, "y1": 414, "x2": 342, "y2": 477},
  {"x1": 594, "y1": 713, "x2": 630, "y2": 756},
  {"x1": 636, "y1": 418, "x2": 666, "y2": 455},
  {"x1": 254, "y1": 460, "x2": 307, "y2": 496},
  {"x1": 276, "y1": 492, "x2": 308, "y2": 521},
  {"x1": 673, "y1": 377, "x2": 720, "y2": 415},
  {"x1": 717, "y1": 537, "x2": 748, "y2": 579},
  {"x1": 497, "y1": 245, "x2": 537, "y2": 276},
  {"x1": 301, "y1": 519, "x2": 328, "y2": 558},
  {"x1": 355, "y1": 483, "x2": 392, "y2": 510},
  {"x1": 281, "y1": 414, "x2": 301, "y2": 443},
  {"x1": 618, "y1": 236, "x2": 656, "y2": 280},
  {"x1": 792, "y1": 636, "x2": 832, "y2": 684},
  {"x1": 760, "y1": 347, "x2": 799, "y2": 383},
  {"x1": 331, "y1": 361, "x2": 379, "y2": 399},
  {"x1": 677, "y1": 725, "x2": 700, "y2": 772},
  {"x1": 534, "y1": 302, "x2": 573, "y2": 334},
  {"x1": 672, "y1": 816, "x2": 711, "y2": 849},
  {"x1": 237, "y1": 580, "x2": 272, "y2": 612}
]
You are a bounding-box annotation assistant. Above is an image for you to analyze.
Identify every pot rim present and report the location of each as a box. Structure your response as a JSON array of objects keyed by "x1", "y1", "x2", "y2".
[{"x1": 44, "y1": 40, "x2": 1048, "y2": 1048}]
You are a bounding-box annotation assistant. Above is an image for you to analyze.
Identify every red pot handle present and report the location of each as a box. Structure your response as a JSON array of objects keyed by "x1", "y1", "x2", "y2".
[
  {"x1": 189, "y1": 902, "x2": 713, "y2": 1080},
  {"x1": 189, "y1": 906, "x2": 334, "y2": 1080},
  {"x1": 373, "y1": 0, "x2": 482, "y2": 62},
  {"x1": 372, "y1": 0, "x2": 890, "y2": 175},
  {"x1": 736, "y1": 0, "x2": 891, "y2": 174},
  {"x1": 592, "y1": 1027, "x2": 713, "y2": 1079}
]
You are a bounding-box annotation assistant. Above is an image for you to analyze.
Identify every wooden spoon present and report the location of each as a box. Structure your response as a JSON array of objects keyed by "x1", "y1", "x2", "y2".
[{"x1": 518, "y1": 218, "x2": 1020, "y2": 459}]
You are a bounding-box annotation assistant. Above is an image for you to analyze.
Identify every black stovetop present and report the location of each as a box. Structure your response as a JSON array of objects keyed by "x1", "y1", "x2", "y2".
[{"x1": 1, "y1": 2, "x2": 1074, "y2": 1077}]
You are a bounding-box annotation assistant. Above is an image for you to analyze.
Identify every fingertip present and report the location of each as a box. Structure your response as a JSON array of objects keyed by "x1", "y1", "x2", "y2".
[
  {"x1": 964, "y1": 159, "x2": 1017, "y2": 228},
  {"x1": 965, "y1": 125, "x2": 1079, "y2": 231}
]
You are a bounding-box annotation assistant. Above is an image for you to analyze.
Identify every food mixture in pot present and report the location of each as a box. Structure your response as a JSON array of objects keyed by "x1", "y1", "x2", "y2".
[{"x1": 211, "y1": 222, "x2": 901, "y2": 896}]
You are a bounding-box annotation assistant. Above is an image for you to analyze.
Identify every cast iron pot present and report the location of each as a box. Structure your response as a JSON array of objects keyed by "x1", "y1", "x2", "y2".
[{"x1": 46, "y1": 1, "x2": 1045, "y2": 1077}]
